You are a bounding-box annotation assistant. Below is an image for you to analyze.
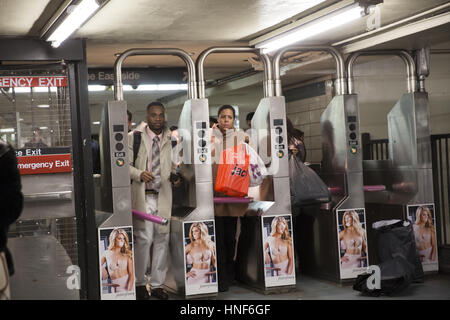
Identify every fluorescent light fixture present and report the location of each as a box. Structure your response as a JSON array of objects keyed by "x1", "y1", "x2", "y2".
[
  {"x1": 256, "y1": 3, "x2": 365, "y2": 53},
  {"x1": 13, "y1": 87, "x2": 57, "y2": 93},
  {"x1": 92, "y1": 121, "x2": 100, "y2": 125},
  {"x1": 39, "y1": 127, "x2": 48, "y2": 130},
  {"x1": 0, "y1": 128, "x2": 15, "y2": 133},
  {"x1": 13, "y1": 87, "x2": 31, "y2": 93},
  {"x1": 46, "y1": 0, "x2": 101, "y2": 48},
  {"x1": 37, "y1": 104, "x2": 50, "y2": 108},
  {"x1": 34, "y1": 87, "x2": 57, "y2": 93},
  {"x1": 88, "y1": 85, "x2": 107, "y2": 91},
  {"x1": 115, "y1": 84, "x2": 188, "y2": 92}
]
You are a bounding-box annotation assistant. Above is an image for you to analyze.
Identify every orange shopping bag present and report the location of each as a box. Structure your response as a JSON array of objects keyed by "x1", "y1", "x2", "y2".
[{"x1": 215, "y1": 143, "x2": 250, "y2": 197}]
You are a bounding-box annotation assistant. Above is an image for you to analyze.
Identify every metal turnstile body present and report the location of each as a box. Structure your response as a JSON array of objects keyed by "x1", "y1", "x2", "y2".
[
  {"x1": 164, "y1": 98, "x2": 217, "y2": 298},
  {"x1": 236, "y1": 96, "x2": 296, "y2": 292},
  {"x1": 300, "y1": 94, "x2": 367, "y2": 283},
  {"x1": 363, "y1": 92, "x2": 436, "y2": 269},
  {"x1": 95, "y1": 100, "x2": 135, "y2": 299}
]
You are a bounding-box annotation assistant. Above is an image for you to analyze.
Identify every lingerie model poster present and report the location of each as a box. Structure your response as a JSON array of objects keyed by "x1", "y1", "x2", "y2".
[
  {"x1": 336, "y1": 208, "x2": 369, "y2": 280},
  {"x1": 183, "y1": 220, "x2": 218, "y2": 296},
  {"x1": 98, "y1": 226, "x2": 136, "y2": 300},
  {"x1": 261, "y1": 214, "x2": 296, "y2": 287},
  {"x1": 407, "y1": 204, "x2": 439, "y2": 272}
]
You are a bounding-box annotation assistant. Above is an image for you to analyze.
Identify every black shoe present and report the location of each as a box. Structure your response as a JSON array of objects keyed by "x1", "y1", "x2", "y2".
[
  {"x1": 151, "y1": 288, "x2": 169, "y2": 300},
  {"x1": 136, "y1": 285, "x2": 150, "y2": 300}
]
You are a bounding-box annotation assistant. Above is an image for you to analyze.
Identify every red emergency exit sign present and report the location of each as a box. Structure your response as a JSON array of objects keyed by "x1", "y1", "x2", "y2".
[
  {"x1": 16, "y1": 147, "x2": 72, "y2": 175},
  {"x1": 0, "y1": 76, "x2": 67, "y2": 87}
]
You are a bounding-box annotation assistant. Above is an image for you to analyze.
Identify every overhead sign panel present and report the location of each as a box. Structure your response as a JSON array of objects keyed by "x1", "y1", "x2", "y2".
[{"x1": 87, "y1": 67, "x2": 186, "y2": 85}]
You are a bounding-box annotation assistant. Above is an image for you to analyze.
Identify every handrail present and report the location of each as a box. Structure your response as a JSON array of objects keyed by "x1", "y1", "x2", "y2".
[
  {"x1": 23, "y1": 191, "x2": 72, "y2": 201},
  {"x1": 273, "y1": 46, "x2": 347, "y2": 96},
  {"x1": 196, "y1": 46, "x2": 273, "y2": 98},
  {"x1": 113, "y1": 48, "x2": 197, "y2": 100},
  {"x1": 346, "y1": 50, "x2": 417, "y2": 94}
]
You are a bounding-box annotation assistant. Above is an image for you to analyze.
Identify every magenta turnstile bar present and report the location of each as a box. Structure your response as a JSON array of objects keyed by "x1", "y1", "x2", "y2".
[
  {"x1": 328, "y1": 185, "x2": 386, "y2": 195},
  {"x1": 132, "y1": 209, "x2": 168, "y2": 225},
  {"x1": 363, "y1": 185, "x2": 386, "y2": 192}
]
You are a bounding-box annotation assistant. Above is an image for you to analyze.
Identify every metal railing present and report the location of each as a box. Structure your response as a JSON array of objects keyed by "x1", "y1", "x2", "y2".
[
  {"x1": 361, "y1": 133, "x2": 389, "y2": 160},
  {"x1": 431, "y1": 134, "x2": 450, "y2": 246}
]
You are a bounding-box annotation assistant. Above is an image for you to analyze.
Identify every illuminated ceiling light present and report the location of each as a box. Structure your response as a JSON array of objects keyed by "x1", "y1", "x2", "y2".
[
  {"x1": 154, "y1": 84, "x2": 188, "y2": 91},
  {"x1": 116, "y1": 84, "x2": 188, "y2": 91},
  {"x1": 43, "y1": 0, "x2": 108, "y2": 48},
  {"x1": 92, "y1": 121, "x2": 100, "y2": 125},
  {"x1": 37, "y1": 104, "x2": 50, "y2": 108},
  {"x1": 39, "y1": 127, "x2": 48, "y2": 130},
  {"x1": 13, "y1": 87, "x2": 31, "y2": 93},
  {"x1": 0, "y1": 128, "x2": 15, "y2": 133},
  {"x1": 254, "y1": 1, "x2": 376, "y2": 54},
  {"x1": 88, "y1": 85, "x2": 107, "y2": 91},
  {"x1": 33, "y1": 87, "x2": 57, "y2": 93}
]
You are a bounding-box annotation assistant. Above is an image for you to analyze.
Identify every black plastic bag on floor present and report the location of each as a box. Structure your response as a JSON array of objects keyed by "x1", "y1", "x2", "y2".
[
  {"x1": 353, "y1": 219, "x2": 424, "y2": 296},
  {"x1": 289, "y1": 155, "x2": 331, "y2": 207}
]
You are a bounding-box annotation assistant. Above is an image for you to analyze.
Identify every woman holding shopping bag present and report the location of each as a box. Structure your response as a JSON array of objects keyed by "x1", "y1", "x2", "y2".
[{"x1": 210, "y1": 105, "x2": 253, "y2": 292}]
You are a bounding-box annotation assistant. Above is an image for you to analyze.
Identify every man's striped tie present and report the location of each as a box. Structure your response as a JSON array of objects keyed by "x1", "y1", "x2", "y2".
[{"x1": 152, "y1": 136, "x2": 161, "y2": 191}]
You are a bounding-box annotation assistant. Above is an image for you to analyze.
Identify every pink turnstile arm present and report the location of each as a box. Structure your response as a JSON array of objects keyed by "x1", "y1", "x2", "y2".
[
  {"x1": 328, "y1": 185, "x2": 386, "y2": 194},
  {"x1": 363, "y1": 185, "x2": 386, "y2": 192},
  {"x1": 132, "y1": 209, "x2": 168, "y2": 225}
]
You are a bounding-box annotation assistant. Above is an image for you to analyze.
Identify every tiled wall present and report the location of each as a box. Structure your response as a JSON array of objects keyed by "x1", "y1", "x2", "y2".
[{"x1": 285, "y1": 80, "x2": 333, "y2": 163}]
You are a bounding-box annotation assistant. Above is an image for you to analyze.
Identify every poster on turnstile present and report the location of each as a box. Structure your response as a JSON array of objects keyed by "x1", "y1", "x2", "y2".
[
  {"x1": 407, "y1": 204, "x2": 439, "y2": 272},
  {"x1": 336, "y1": 208, "x2": 369, "y2": 280},
  {"x1": 183, "y1": 220, "x2": 218, "y2": 296},
  {"x1": 261, "y1": 214, "x2": 296, "y2": 287},
  {"x1": 98, "y1": 226, "x2": 136, "y2": 300}
]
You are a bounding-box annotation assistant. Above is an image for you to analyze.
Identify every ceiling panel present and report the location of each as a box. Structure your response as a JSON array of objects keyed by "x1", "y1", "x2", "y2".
[{"x1": 0, "y1": 0, "x2": 51, "y2": 35}]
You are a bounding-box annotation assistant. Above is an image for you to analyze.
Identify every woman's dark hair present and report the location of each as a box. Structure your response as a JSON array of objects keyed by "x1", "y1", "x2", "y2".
[
  {"x1": 217, "y1": 105, "x2": 235, "y2": 119},
  {"x1": 209, "y1": 117, "x2": 218, "y2": 124},
  {"x1": 246, "y1": 112, "x2": 255, "y2": 121},
  {"x1": 286, "y1": 118, "x2": 304, "y2": 143}
]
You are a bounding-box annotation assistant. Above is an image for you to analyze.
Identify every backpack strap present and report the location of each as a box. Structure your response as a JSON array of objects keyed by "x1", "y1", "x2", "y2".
[{"x1": 132, "y1": 131, "x2": 142, "y2": 166}]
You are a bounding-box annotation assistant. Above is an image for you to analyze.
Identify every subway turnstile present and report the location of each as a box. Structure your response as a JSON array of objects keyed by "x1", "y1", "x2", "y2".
[
  {"x1": 195, "y1": 47, "x2": 296, "y2": 293},
  {"x1": 236, "y1": 96, "x2": 296, "y2": 292},
  {"x1": 271, "y1": 46, "x2": 368, "y2": 283},
  {"x1": 109, "y1": 48, "x2": 217, "y2": 299},
  {"x1": 165, "y1": 98, "x2": 217, "y2": 298},
  {"x1": 347, "y1": 51, "x2": 438, "y2": 272}
]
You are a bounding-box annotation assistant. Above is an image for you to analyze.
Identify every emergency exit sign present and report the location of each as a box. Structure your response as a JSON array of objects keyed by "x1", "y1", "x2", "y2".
[
  {"x1": 16, "y1": 147, "x2": 72, "y2": 175},
  {"x1": 0, "y1": 76, "x2": 67, "y2": 87}
]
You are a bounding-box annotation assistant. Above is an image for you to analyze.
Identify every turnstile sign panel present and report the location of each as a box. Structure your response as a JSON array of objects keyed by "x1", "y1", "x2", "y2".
[
  {"x1": 183, "y1": 220, "x2": 217, "y2": 296},
  {"x1": 261, "y1": 214, "x2": 296, "y2": 287},
  {"x1": 98, "y1": 226, "x2": 136, "y2": 300},
  {"x1": 336, "y1": 208, "x2": 369, "y2": 279},
  {"x1": 407, "y1": 204, "x2": 438, "y2": 272}
]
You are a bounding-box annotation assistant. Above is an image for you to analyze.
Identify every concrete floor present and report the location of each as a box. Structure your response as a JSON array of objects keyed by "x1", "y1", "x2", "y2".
[{"x1": 163, "y1": 273, "x2": 450, "y2": 300}]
